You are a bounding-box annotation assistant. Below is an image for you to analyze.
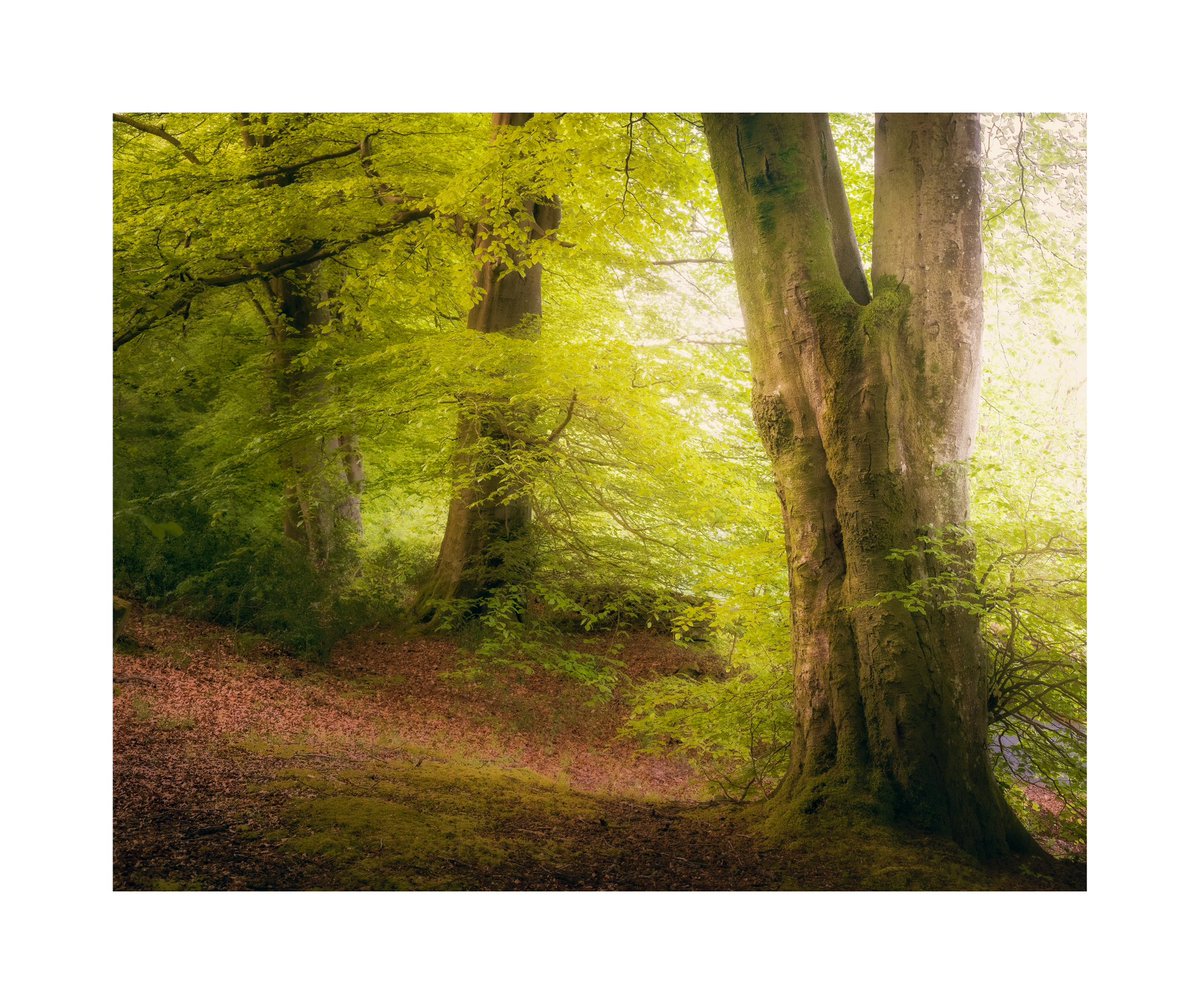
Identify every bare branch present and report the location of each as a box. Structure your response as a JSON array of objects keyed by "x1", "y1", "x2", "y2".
[
  {"x1": 988, "y1": 114, "x2": 1084, "y2": 273},
  {"x1": 650, "y1": 257, "x2": 731, "y2": 267},
  {"x1": 620, "y1": 114, "x2": 647, "y2": 215}
]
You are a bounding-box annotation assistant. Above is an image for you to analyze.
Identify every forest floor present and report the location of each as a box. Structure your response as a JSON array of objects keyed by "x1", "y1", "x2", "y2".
[{"x1": 113, "y1": 608, "x2": 1084, "y2": 891}]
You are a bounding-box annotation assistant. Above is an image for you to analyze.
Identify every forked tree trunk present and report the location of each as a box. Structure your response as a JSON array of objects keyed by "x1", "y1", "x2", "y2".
[
  {"x1": 704, "y1": 113, "x2": 1034, "y2": 857},
  {"x1": 418, "y1": 113, "x2": 561, "y2": 615}
]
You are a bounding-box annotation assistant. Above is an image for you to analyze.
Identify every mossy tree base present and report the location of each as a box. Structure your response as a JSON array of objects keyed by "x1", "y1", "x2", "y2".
[{"x1": 760, "y1": 764, "x2": 1041, "y2": 862}]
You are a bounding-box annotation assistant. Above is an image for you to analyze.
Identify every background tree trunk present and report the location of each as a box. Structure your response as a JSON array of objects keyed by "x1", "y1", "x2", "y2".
[
  {"x1": 704, "y1": 112, "x2": 1034, "y2": 857},
  {"x1": 417, "y1": 113, "x2": 561, "y2": 616},
  {"x1": 239, "y1": 114, "x2": 365, "y2": 570},
  {"x1": 266, "y1": 263, "x2": 365, "y2": 570}
]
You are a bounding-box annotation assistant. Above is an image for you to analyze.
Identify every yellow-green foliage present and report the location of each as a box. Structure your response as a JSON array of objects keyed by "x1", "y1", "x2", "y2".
[
  {"x1": 622, "y1": 666, "x2": 792, "y2": 802},
  {"x1": 113, "y1": 113, "x2": 1085, "y2": 848}
]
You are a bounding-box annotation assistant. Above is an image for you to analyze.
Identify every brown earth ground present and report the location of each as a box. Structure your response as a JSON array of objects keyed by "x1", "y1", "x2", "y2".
[{"x1": 113, "y1": 608, "x2": 1084, "y2": 891}]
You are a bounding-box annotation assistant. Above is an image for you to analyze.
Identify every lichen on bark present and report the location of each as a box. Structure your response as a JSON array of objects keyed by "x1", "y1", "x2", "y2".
[{"x1": 750, "y1": 386, "x2": 794, "y2": 459}]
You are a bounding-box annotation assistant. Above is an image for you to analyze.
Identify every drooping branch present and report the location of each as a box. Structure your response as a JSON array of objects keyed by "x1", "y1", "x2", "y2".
[
  {"x1": 242, "y1": 143, "x2": 368, "y2": 184},
  {"x1": 113, "y1": 114, "x2": 201, "y2": 165},
  {"x1": 621, "y1": 113, "x2": 637, "y2": 212},
  {"x1": 649, "y1": 257, "x2": 731, "y2": 267},
  {"x1": 1009, "y1": 114, "x2": 1084, "y2": 273},
  {"x1": 113, "y1": 208, "x2": 435, "y2": 352},
  {"x1": 545, "y1": 391, "x2": 578, "y2": 444}
]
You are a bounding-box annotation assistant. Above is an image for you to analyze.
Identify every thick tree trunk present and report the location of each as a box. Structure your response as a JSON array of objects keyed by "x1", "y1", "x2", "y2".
[
  {"x1": 704, "y1": 113, "x2": 1034, "y2": 857},
  {"x1": 418, "y1": 113, "x2": 560, "y2": 615}
]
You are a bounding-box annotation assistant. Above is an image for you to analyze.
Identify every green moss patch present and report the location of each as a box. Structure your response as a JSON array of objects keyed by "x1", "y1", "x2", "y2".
[
  {"x1": 261, "y1": 750, "x2": 604, "y2": 890},
  {"x1": 748, "y1": 795, "x2": 1070, "y2": 891}
]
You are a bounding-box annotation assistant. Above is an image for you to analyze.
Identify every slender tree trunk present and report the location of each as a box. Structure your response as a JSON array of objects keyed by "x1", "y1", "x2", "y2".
[
  {"x1": 704, "y1": 113, "x2": 1034, "y2": 857},
  {"x1": 266, "y1": 263, "x2": 365, "y2": 569},
  {"x1": 417, "y1": 113, "x2": 561, "y2": 615},
  {"x1": 240, "y1": 113, "x2": 365, "y2": 569}
]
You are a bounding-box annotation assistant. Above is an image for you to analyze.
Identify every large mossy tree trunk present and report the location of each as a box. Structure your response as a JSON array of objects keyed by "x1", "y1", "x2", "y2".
[
  {"x1": 704, "y1": 113, "x2": 1034, "y2": 858},
  {"x1": 417, "y1": 113, "x2": 561, "y2": 617}
]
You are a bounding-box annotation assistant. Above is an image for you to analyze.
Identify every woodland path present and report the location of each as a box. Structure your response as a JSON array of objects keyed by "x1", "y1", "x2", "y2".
[{"x1": 113, "y1": 611, "x2": 1080, "y2": 891}]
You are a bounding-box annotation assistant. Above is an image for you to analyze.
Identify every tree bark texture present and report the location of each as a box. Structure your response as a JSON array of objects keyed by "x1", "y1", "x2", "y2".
[
  {"x1": 704, "y1": 113, "x2": 1033, "y2": 856},
  {"x1": 419, "y1": 113, "x2": 562, "y2": 613}
]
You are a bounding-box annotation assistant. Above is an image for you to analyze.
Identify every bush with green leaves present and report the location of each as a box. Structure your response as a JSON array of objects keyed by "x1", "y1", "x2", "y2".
[
  {"x1": 431, "y1": 584, "x2": 625, "y2": 697},
  {"x1": 169, "y1": 540, "x2": 344, "y2": 659},
  {"x1": 622, "y1": 664, "x2": 792, "y2": 801},
  {"x1": 861, "y1": 520, "x2": 1086, "y2": 822}
]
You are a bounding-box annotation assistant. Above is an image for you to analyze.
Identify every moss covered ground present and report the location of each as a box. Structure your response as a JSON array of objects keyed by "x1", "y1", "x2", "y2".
[{"x1": 113, "y1": 608, "x2": 1082, "y2": 891}]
